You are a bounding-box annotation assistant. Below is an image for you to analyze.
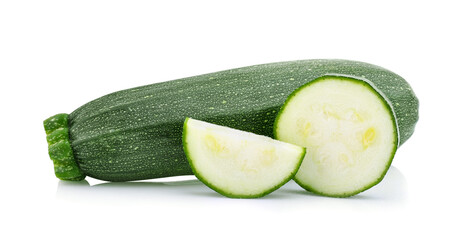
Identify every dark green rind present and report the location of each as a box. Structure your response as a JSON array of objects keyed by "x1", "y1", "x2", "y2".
[
  {"x1": 47, "y1": 59, "x2": 417, "y2": 182},
  {"x1": 274, "y1": 76, "x2": 398, "y2": 197},
  {"x1": 44, "y1": 114, "x2": 86, "y2": 181},
  {"x1": 182, "y1": 118, "x2": 306, "y2": 199}
]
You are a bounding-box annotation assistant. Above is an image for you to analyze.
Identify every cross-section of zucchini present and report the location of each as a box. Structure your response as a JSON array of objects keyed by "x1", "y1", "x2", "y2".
[
  {"x1": 183, "y1": 118, "x2": 306, "y2": 198},
  {"x1": 274, "y1": 75, "x2": 398, "y2": 197}
]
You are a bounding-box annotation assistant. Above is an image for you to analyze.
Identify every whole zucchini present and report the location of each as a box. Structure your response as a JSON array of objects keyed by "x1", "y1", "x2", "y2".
[{"x1": 43, "y1": 59, "x2": 419, "y2": 182}]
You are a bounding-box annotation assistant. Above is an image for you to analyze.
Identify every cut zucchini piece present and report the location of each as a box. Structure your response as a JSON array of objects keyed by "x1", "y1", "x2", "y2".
[
  {"x1": 183, "y1": 118, "x2": 306, "y2": 198},
  {"x1": 274, "y1": 75, "x2": 398, "y2": 197}
]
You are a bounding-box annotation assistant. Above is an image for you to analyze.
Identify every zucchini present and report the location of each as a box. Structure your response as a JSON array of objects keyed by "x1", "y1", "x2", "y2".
[
  {"x1": 274, "y1": 75, "x2": 414, "y2": 197},
  {"x1": 183, "y1": 118, "x2": 305, "y2": 198},
  {"x1": 43, "y1": 59, "x2": 418, "y2": 182}
]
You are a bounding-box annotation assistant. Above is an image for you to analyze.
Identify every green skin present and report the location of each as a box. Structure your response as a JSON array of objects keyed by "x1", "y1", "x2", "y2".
[
  {"x1": 274, "y1": 76, "x2": 398, "y2": 197},
  {"x1": 43, "y1": 59, "x2": 418, "y2": 182},
  {"x1": 182, "y1": 118, "x2": 306, "y2": 198}
]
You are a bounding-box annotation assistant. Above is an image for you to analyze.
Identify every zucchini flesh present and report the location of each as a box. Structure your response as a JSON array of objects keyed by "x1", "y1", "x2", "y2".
[
  {"x1": 183, "y1": 118, "x2": 305, "y2": 198},
  {"x1": 274, "y1": 75, "x2": 398, "y2": 197},
  {"x1": 43, "y1": 59, "x2": 418, "y2": 182}
]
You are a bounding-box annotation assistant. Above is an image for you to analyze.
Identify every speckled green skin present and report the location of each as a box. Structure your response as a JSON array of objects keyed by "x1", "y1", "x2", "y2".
[{"x1": 45, "y1": 59, "x2": 418, "y2": 182}]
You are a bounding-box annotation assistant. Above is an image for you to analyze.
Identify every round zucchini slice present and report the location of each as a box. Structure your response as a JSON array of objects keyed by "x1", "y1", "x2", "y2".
[
  {"x1": 274, "y1": 75, "x2": 398, "y2": 197},
  {"x1": 183, "y1": 118, "x2": 306, "y2": 198}
]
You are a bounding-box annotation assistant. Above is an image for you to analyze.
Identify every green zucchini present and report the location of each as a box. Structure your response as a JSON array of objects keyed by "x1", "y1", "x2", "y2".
[
  {"x1": 183, "y1": 118, "x2": 305, "y2": 198},
  {"x1": 275, "y1": 75, "x2": 404, "y2": 197},
  {"x1": 43, "y1": 59, "x2": 418, "y2": 182}
]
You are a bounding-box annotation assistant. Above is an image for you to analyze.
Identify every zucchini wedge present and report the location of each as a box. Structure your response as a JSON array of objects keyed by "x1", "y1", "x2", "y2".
[
  {"x1": 274, "y1": 75, "x2": 399, "y2": 197},
  {"x1": 183, "y1": 118, "x2": 305, "y2": 198}
]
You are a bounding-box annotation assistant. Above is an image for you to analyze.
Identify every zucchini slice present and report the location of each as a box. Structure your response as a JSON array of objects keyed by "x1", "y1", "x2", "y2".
[
  {"x1": 274, "y1": 75, "x2": 398, "y2": 197},
  {"x1": 183, "y1": 118, "x2": 306, "y2": 198}
]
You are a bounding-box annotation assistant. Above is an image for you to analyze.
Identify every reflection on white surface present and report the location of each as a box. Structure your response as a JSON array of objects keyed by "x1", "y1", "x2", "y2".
[
  {"x1": 285, "y1": 166, "x2": 407, "y2": 200},
  {"x1": 56, "y1": 166, "x2": 406, "y2": 207}
]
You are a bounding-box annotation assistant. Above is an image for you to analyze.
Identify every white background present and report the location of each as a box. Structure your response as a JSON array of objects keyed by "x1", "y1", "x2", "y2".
[{"x1": 1, "y1": 0, "x2": 463, "y2": 239}]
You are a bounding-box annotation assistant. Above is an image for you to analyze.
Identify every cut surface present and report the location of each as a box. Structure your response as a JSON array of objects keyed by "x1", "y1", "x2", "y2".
[
  {"x1": 274, "y1": 76, "x2": 398, "y2": 197},
  {"x1": 183, "y1": 118, "x2": 306, "y2": 198}
]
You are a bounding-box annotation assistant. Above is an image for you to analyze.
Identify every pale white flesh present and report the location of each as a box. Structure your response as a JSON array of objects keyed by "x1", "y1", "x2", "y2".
[
  {"x1": 184, "y1": 118, "x2": 305, "y2": 197},
  {"x1": 275, "y1": 77, "x2": 397, "y2": 196}
]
